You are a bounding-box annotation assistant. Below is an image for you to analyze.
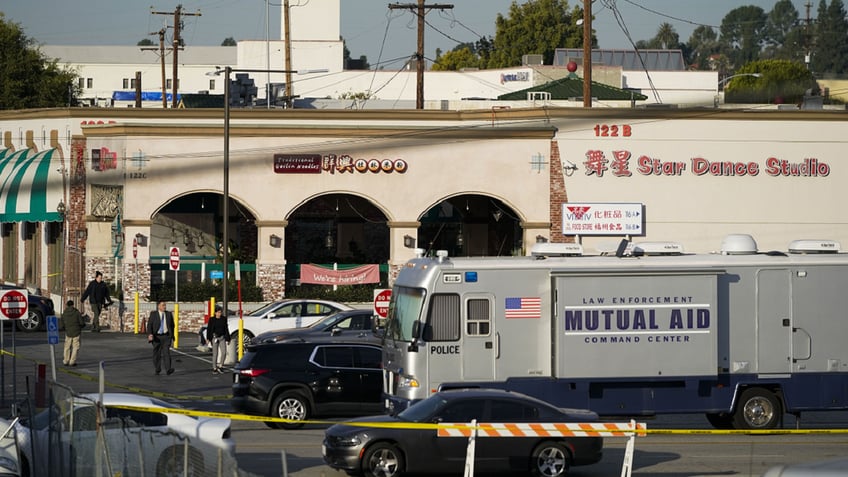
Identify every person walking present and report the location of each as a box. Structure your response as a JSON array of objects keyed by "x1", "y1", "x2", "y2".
[
  {"x1": 206, "y1": 306, "x2": 230, "y2": 374},
  {"x1": 146, "y1": 300, "x2": 175, "y2": 375},
  {"x1": 59, "y1": 300, "x2": 85, "y2": 366},
  {"x1": 81, "y1": 270, "x2": 113, "y2": 332}
]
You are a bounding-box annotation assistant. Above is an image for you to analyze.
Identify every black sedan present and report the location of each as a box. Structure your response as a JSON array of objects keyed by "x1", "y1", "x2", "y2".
[
  {"x1": 322, "y1": 388, "x2": 603, "y2": 477},
  {"x1": 252, "y1": 309, "x2": 379, "y2": 344}
]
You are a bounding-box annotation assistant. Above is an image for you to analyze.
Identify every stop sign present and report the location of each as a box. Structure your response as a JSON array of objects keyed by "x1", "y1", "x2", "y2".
[
  {"x1": 0, "y1": 290, "x2": 28, "y2": 319},
  {"x1": 373, "y1": 289, "x2": 392, "y2": 318},
  {"x1": 169, "y1": 246, "x2": 180, "y2": 271}
]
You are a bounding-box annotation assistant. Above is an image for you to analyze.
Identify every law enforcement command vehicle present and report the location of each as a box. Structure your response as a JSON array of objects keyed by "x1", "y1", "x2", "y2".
[{"x1": 381, "y1": 234, "x2": 848, "y2": 429}]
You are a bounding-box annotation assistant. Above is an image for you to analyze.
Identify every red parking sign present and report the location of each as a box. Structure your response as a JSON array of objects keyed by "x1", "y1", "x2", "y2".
[
  {"x1": 169, "y1": 247, "x2": 181, "y2": 271},
  {"x1": 373, "y1": 289, "x2": 391, "y2": 318},
  {"x1": 0, "y1": 290, "x2": 28, "y2": 319}
]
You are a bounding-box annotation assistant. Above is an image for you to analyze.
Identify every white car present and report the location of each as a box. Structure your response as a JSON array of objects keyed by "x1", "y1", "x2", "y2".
[
  {"x1": 201, "y1": 299, "x2": 353, "y2": 350},
  {"x1": 0, "y1": 419, "x2": 20, "y2": 477},
  {"x1": 5, "y1": 392, "x2": 235, "y2": 477}
]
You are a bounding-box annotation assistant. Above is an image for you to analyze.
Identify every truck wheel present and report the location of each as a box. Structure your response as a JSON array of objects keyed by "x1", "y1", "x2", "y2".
[
  {"x1": 733, "y1": 388, "x2": 781, "y2": 429},
  {"x1": 271, "y1": 391, "x2": 309, "y2": 429},
  {"x1": 706, "y1": 412, "x2": 733, "y2": 429},
  {"x1": 530, "y1": 441, "x2": 571, "y2": 477},
  {"x1": 361, "y1": 443, "x2": 404, "y2": 477}
]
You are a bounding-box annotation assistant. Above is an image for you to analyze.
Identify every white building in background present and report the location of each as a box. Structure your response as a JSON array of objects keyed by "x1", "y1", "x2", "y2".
[{"x1": 42, "y1": 0, "x2": 722, "y2": 109}]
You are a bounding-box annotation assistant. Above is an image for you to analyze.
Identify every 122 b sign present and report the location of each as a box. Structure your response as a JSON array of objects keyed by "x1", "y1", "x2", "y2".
[{"x1": 0, "y1": 289, "x2": 28, "y2": 320}]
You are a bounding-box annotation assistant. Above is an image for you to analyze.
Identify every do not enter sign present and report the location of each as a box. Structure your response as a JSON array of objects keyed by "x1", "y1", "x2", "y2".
[
  {"x1": 0, "y1": 289, "x2": 28, "y2": 319},
  {"x1": 373, "y1": 289, "x2": 392, "y2": 318},
  {"x1": 169, "y1": 246, "x2": 181, "y2": 271}
]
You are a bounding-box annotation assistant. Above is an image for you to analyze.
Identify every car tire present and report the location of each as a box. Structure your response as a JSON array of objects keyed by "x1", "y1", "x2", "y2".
[
  {"x1": 733, "y1": 388, "x2": 782, "y2": 430},
  {"x1": 530, "y1": 441, "x2": 571, "y2": 477},
  {"x1": 16, "y1": 308, "x2": 44, "y2": 332},
  {"x1": 231, "y1": 330, "x2": 254, "y2": 350},
  {"x1": 361, "y1": 442, "x2": 404, "y2": 477},
  {"x1": 271, "y1": 391, "x2": 310, "y2": 429},
  {"x1": 155, "y1": 444, "x2": 204, "y2": 477}
]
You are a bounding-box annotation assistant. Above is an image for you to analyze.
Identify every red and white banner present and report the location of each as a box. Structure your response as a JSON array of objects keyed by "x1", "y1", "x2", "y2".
[{"x1": 300, "y1": 264, "x2": 380, "y2": 286}]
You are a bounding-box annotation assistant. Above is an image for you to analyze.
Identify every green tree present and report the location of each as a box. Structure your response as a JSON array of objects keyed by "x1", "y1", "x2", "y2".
[
  {"x1": 725, "y1": 59, "x2": 817, "y2": 104},
  {"x1": 686, "y1": 25, "x2": 720, "y2": 70},
  {"x1": 221, "y1": 37, "x2": 237, "y2": 46},
  {"x1": 811, "y1": 0, "x2": 848, "y2": 75},
  {"x1": 654, "y1": 22, "x2": 680, "y2": 50},
  {"x1": 719, "y1": 5, "x2": 767, "y2": 69},
  {"x1": 137, "y1": 38, "x2": 154, "y2": 46},
  {"x1": 763, "y1": 0, "x2": 804, "y2": 61},
  {"x1": 487, "y1": 0, "x2": 589, "y2": 68},
  {"x1": 0, "y1": 13, "x2": 79, "y2": 109},
  {"x1": 432, "y1": 46, "x2": 480, "y2": 71}
]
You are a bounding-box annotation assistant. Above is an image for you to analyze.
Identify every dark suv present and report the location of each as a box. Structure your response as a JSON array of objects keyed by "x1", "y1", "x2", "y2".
[
  {"x1": 0, "y1": 285, "x2": 56, "y2": 332},
  {"x1": 231, "y1": 341, "x2": 383, "y2": 429}
]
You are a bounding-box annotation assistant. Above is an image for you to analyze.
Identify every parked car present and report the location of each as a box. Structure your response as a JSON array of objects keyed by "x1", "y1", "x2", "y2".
[
  {"x1": 199, "y1": 299, "x2": 352, "y2": 350},
  {"x1": 0, "y1": 419, "x2": 20, "y2": 477},
  {"x1": 322, "y1": 388, "x2": 603, "y2": 477},
  {"x1": 252, "y1": 309, "x2": 379, "y2": 344},
  {"x1": 5, "y1": 392, "x2": 235, "y2": 477},
  {"x1": 0, "y1": 285, "x2": 55, "y2": 332},
  {"x1": 231, "y1": 340, "x2": 383, "y2": 429}
]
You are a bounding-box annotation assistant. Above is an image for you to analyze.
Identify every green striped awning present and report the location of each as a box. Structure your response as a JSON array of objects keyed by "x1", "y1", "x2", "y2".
[{"x1": 0, "y1": 148, "x2": 65, "y2": 223}]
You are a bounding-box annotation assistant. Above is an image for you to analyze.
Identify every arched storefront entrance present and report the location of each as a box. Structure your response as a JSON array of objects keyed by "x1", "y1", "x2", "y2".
[
  {"x1": 148, "y1": 192, "x2": 258, "y2": 299},
  {"x1": 286, "y1": 193, "x2": 389, "y2": 299},
  {"x1": 419, "y1": 195, "x2": 523, "y2": 257}
]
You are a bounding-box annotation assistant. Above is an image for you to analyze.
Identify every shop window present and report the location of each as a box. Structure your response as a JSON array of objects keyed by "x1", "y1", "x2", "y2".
[
  {"x1": 2, "y1": 223, "x2": 16, "y2": 282},
  {"x1": 209, "y1": 79, "x2": 216, "y2": 91},
  {"x1": 86, "y1": 78, "x2": 93, "y2": 89},
  {"x1": 123, "y1": 78, "x2": 129, "y2": 89}
]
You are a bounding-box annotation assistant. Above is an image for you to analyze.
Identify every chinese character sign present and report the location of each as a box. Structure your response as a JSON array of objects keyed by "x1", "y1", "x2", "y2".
[{"x1": 562, "y1": 203, "x2": 643, "y2": 236}]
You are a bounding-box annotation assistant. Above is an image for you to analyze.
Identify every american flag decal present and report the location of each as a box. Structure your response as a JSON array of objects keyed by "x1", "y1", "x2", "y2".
[{"x1": 505, "y1": 297, "x2": 541, "y2": 319}]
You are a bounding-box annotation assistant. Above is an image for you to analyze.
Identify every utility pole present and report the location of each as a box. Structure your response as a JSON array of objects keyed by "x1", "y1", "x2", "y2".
[
  {"x1": 804, "y1": 0, "x2": 813, "y2": 70},
  {"x1": 582, "y1": 0, "x2": 592, "y2": 108},
  {"x1": 388, "y1": 1, "x2": 453, "y2": 109},
  {"x1": 284, "y1": 0, "x2": 293, "y2": 107},
  {"x1": 141, "y1": 29, "x2": 169, "y2": 108},
  {"x1": 151, "y1": 5, "x2": 201, "y2": 108}
]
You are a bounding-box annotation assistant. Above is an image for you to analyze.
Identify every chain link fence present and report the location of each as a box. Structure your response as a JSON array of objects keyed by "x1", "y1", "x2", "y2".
[{"x1": 9, "y1": 381, "x2": 258, "y2": 477}]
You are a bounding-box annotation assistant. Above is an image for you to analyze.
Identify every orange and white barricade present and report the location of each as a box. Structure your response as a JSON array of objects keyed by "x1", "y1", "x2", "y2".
[{"x1": 438, "y1": 419, "x2": 647, "y2": 477}]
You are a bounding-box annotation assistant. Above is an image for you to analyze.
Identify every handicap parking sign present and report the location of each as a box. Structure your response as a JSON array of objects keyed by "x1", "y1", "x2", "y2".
[{"x1": 47, "y1": 315, "x2": 59, "y2": 345}]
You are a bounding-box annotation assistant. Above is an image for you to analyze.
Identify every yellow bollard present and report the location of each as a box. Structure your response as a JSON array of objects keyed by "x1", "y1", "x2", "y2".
[
  {"x1": 173, "y1": 303, "x2": 179, "y2": 349},
  {"x1": 133, "y1": 292, "x2": 139, "y2": 334}
]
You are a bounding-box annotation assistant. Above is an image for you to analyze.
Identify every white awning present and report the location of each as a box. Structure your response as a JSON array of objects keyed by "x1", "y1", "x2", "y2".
[{"x1": 0, "y1": 148, "x2": 65, "y2": 223}]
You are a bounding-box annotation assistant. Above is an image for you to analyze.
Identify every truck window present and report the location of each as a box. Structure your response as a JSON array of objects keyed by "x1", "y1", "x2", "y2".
[
  {"x1": 424, "y1": 293, "x2": 460, "y2": 342},
  {"x1": 466, "y1": 298, "x2": 490, "y2": 336},
  {"x1": 386, "y1": 286, "x2": 426, "y2": 342}
]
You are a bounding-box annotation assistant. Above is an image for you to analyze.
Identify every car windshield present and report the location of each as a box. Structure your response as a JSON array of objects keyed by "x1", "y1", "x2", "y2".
[
  {"x1": 311, "y1": 311, "x2": 347, "y2": 329},
  {"x1": 397, "y1": 395, "x2": 448, "y2": 422},
  {"x1": 248, "y1": 301, "x2": 288, "y2": 316},
  {"x1": 384, "y1": 286, "x2": 426, "y2": 343}
]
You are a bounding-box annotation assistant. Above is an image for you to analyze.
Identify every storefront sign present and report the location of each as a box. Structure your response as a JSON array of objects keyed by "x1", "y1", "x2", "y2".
[
  {"x1": 500, "y1": 71, "x2": 530, "y2": 84},
  {"x1": 563, "y1": 203, "x2": 643, "y2": 235},
  {"x1": 300, "y1": 263, "x2": 380, "y2": 285},
  {"x1": 583, "y1": 150, "x2": 831, "y2": 178},
  {"x1": 274, "y1": 154, "x2": 322, "y2": 173},
  {"x1": 274, "y1": 153, "x2": 408, "y2": 174}
]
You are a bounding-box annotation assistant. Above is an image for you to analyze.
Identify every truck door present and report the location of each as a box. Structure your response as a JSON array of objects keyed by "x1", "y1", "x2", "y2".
[
  {"x1": 757, "y1": 269, "x2": 793, "y2": 373},
  {"x1": 462, "y1": 295, "x2": 496, "y2": 381}
]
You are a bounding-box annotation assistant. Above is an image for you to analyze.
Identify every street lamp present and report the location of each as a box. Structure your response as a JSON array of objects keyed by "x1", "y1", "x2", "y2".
[
  {"x1": 718, "y1": 73, "x2": 762, "y2": 90},
  {"x1": 206, "y1": 66, "x2": 327, "y2": 327}
]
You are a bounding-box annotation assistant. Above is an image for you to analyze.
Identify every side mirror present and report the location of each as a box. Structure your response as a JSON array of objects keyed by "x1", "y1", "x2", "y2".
[
  {"x1": 267, "y1": 312, "x2": 277, "y2": 319},
  {"x1": 331, "y1": 327, "x2": 341, "y2": 336}
]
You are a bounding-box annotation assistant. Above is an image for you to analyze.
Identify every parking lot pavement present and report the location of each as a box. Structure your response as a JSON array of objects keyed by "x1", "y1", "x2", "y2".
[{"x1": 0, "y1": 330, "x2": 231, "y2": 405}]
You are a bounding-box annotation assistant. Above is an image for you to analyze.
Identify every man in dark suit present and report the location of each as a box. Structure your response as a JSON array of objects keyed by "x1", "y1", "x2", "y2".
[{"x1": 146, "y1": 300, "x2": 175, "y2": 375}]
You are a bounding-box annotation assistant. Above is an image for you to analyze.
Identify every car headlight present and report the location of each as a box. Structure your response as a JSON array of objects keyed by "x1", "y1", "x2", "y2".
[
  {"x1": 331, "y1": 435, "x2": 362, "y2": 447},
  {"x1": 397, "y1": 376, "x2": 420, "y2": 389}
]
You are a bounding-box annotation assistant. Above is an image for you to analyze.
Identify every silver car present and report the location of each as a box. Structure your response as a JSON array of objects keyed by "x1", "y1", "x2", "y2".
[{"x1": 5, "y1": 392, "x2": 235, "y2": 477}]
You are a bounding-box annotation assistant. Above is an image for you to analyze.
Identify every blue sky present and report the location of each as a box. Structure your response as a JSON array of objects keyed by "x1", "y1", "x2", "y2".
[{"x1": 2, "y1": 1, "x2": 811, "y2": 68}]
